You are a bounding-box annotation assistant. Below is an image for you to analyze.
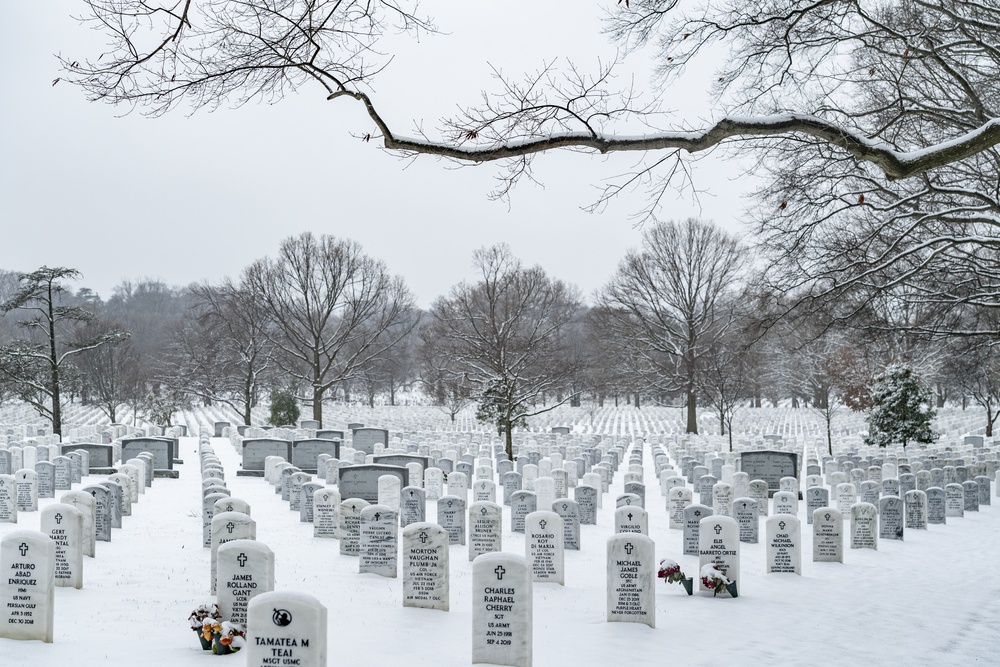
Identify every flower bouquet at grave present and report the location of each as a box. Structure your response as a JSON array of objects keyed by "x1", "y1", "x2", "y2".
[
  {"x1": 212, "y1": 621, "x2": 246, "y2": 655},
  {"x1": 657, "y1": 558, "x2": 694, "y2": 595},
  {"x1": 189, "y1": 603, "x2": 222, "y2": 650},
  {"x1": 699, "y1": 563, "x2": 737, "y2": 598}
]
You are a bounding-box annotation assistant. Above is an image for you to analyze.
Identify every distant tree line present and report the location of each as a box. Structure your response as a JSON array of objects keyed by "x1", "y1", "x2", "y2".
[{"x1": 1, "y1": 223, "x2": 995, "y2": 452}]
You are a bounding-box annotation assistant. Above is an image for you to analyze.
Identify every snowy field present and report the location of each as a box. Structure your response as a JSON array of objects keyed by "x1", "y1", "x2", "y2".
[{"x1": 1, "y1": 405, "x2": 998, "y2": 667}]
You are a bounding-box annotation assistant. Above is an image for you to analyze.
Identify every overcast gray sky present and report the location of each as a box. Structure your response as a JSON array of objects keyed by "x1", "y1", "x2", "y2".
[{"x1": 1, "y1": 1, "x2": 751, "y2": 309}]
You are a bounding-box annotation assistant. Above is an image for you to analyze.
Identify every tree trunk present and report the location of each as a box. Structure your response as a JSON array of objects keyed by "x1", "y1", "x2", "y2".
[
  {"x1": 48, "y1": 283, "x2": 62, "y2": 436},
  {"x1": 987, "y1": 404, "x2": 994, "y2": 437},
  {"x1": 686, "y1": 390, "x2": 698, "y2": 434},
  {"x1": 504, "y1": 418, "x2": 514, "y2": 462},
  {"x1": 312, "y1": 386, "x2": 324, "y2": 427}
]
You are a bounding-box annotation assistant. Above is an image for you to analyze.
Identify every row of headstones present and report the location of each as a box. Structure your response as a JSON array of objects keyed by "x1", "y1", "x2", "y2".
[
  {"x1": 660, "y1": 473, "x2": 992, "y2": 522},
  {"x1": 198, "y1": 429, "x2": 262, "y2": 616},
  {"x1": 262, "y1": 448, "x2": 625, "y2": 546},
  {"x1": 240, "y1": 430, "x2": 630, "y2": 485},
  {"x1": 0, "y1": 450, "x2": 157, "y2": 642},
  {"x1": 0, "y1": 451, "x2": 152, "y2": 523}
]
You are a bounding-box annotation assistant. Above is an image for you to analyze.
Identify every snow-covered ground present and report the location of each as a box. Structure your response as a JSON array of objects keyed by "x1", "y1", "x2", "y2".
[{"x1": 1, "y1": 407, "x2": 998, "y2": 666}]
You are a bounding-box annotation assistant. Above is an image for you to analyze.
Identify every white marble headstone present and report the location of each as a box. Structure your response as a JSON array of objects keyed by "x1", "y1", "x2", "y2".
[
  {"x1": 472, "y1": 553, "x2": 532, "y2": 667},
  {"x1": 41, "y1": 503, "x2": 83, "y2": 589},
  {"x1": 698, "y1": 515, "x2": 739, "y2": 592},
  {"x1": 606, "y1": 534, "x2": 655, "y2": 628},
  {"x1": 217, "y1": 539, "x2": 275, "y2": 625},
  {"x1": 402, "y1": 522, "x2": 449, "y2": 611},
  {"x1": 525, "y1": 511, "x2": 564, "y2": 585},
  {"x1": 246, "y1": 591, "x2": 327, "y2": 667},
  {"x1": 766, "y1": 515, "x2": 801, "y2": 575},
  {"x1": 812, "y1": 508, "x2": 843, "y2": 563},
  {"x1": 0, "y1": 530, "x2": 55, "y2": 642},
  {"x1": 359, "y1": 504, "x2": 398, "y2": 577}
]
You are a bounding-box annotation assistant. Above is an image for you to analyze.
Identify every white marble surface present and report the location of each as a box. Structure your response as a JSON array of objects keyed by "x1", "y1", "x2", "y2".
[
  {"x1": 766, "y1": 514, "x2": 801, "y2": 575},
  {"x1": 217, "y1": 538, "x2": 274, "y2": 625},
  {"x1": 525, "y1": 511, "x2": 564, "y2": 585},
  {"x1": 606, "y1": 533, "x2": 655, "y2": 628},
  {"x1": 246, "y1": 591, "x2": 327, "y2": 667},
  {"x1": 472, "y1": 552, "x2": 532, "y2": 667},
  {"x1": 402, "y1": 522, "x2": 449, "y2": 611},
  {"x1": 1, "y1": 530, "x2": 55, "y2": 642}
]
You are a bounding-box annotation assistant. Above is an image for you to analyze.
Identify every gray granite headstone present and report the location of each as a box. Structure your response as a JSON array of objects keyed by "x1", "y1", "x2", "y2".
[{"x1": 338, "y1": 465, "x2": 408, "y2": 503}]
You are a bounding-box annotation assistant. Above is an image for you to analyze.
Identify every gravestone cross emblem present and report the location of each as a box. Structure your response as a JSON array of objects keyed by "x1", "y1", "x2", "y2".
[
  {"x1": 419, "y1": 530, "x2": 428, "y2": 544},
  {"x1": 714, "y1": 524, "x2": 723, "y2": 535},
  {"x1": 226, "y1": 521, "x2": 235, "y2": 534},
  {"x1": 238, "y1": 553, "x2": 248, "y2": 567},
  {"x1": 624, "y1": 543, "x2": 634, "y2": 555},
  {"x1": 19, "y1": 543, "x2": 28, "y2": 557},
  {"x1": 55, "y1": 513, "x2": 63, "y2": 524},
  {"x1": 495, "y1": 566, "x2": 506, "y2": 580}
]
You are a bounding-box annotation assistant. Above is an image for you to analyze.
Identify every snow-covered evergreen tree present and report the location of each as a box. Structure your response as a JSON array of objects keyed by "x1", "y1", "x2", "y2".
[{"x1": 865, "y1": 364, "x2": 937, "y2": 449}]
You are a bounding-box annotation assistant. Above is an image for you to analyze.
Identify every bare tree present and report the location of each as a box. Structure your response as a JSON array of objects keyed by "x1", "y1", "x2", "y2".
[
  {"x1": 428, "y1": 244, "x2": 581, "y2": 460},
  {"x1": 743, "y1": 0, "x2": 1000, "y2": 334},
  {"x1": 245, "y1": 232, "x2": 416, "y2": 427},
  {"x1": 942, "y1": 321, "x2": 1000, "y2": 436},
  {"x1": 0, "y1": 267, "x2": 127, "y2": 434},
  {"x1": 162, "y1": 280, "x2": 276, "y2": 425},
  {"x1": 74, "y1": 318, "x2": 140, "y2": 422},
  {"x1": 698, "y1": 321, "x2": 755, "y2": 450},
  {"x1": 62, "y1": 1, "x2": 1000, "y2": 218},
  {"x1": 599, "y1": 219, "x2": 746, "y2": 433},
  {"x1": 416, "y1": 317, "x2": 475, "y2": 422}
]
